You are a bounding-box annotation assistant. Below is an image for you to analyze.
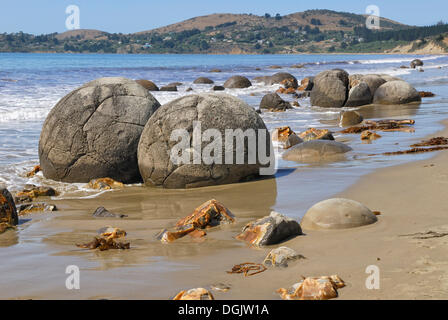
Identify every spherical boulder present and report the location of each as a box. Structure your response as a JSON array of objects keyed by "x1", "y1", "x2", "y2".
[
  {"x1": 136, "y1": 79, "x2": 159, "y2": 91},
  {"x1": 282, "y1": 140, "x2": 352, "y2": 163},
  {"x1": 39, "y1": 77, "x2": 161, "y2": 184},
  {"x1": 310, "y1": 69, "x2": 349, "y2": 108},
  {"x1": 267, "y1": 72, "x2": 299, "y2": 89},
  {"x1": 344, "y1": 82, "x2": 372, "y2": 107},
  {"x1": 410, "y1": 59, "x2": 424, "y2": 69},
  {"x1": 193, "y1": 77, "x2": 214, "y2": 84},
  {"x1": 260, "y1": 93, "x2": 292, "y2": 111},
  {"x1": 301, "y1": 198, "x2": 378, "y2": 230},
  {"x1": 137, "y1": 93, "x2": 271, "y2": 189},
  {"x1": 373, "y1": 80, "x2": 421, "y2": 105},
  {"x1": 223, "y1": 76, "x2": 252, "y2": 89},
  {"x1": 358, "y1": 75, "x2": 386, "y2": 96}
]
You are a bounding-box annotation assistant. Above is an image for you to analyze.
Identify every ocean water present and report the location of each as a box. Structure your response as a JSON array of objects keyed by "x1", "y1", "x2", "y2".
[{"x1": 0, "y1": 52, "x2": 448, "y2": 203}]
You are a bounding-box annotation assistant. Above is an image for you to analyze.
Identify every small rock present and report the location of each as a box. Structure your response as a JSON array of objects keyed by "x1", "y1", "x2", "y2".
[
  {"x1": 277, "y1": 275, "x2": 345, "y2": 300},
  {"x1": 236, "y1": 211, "x2": 302, "y2": 246},
  {"x1": 361, "y1": 130, "x2": 381, "y2": 141},
  {"x1": 419, "y1": 91, "x2": 435, "y2": 98},
  {"x1": 157, "y1": 199, "x2": 235, "y2": 242},
  {"x1": 212, "y1": 85, "x2": 225, "y2": 91},
  {"x1": 298, "y1": 77, "x2": 314, "y2": 91},
  {"x1": 210, "y1": 69, "x2": 222, "y2": 73},
  {"x1": 173, "y1": 288, "x2": 214, "y2": 300},
  {"x1": 210, "y1": 283, "x2": 231, "y2": 292},
  {"x1": 18, "y1": 203, "x2": 57, "y2": 216},
  {"x1": 88, "y1": 178, "x2": 124, "y2": 190},
  {"x1": 15, "y1": 185, "x2": 57, "y2": 200},
  {"x1": 92, "y1": 207, "x2": 127, "y2": 218},
  {"x1": 298, "y1": 128, "x2": 334, "y2": 142},
  {"x1": 0, "y1": 188, "x2": 18, "y2": 230},
  {"x1": 263, "y1": 247, "x2": 305, "y2": 267},
  {"x1": 26, "y1": 165, "x2": 41, "y2": 177}
]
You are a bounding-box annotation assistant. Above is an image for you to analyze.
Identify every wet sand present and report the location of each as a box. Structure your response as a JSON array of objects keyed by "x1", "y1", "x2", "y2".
[{"x1": 2, "y1": 119, "x2": 448, "y2": 300}]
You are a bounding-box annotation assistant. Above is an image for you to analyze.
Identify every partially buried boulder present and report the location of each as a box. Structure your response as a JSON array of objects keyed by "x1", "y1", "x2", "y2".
[
  {"x1": 301, "y1": 198, "x2": 378, "y2": 230},
  {"x1": 283, "y1": 140, "x2": 352, "y2": 163},
  {"x1": 358, "y1": 75, "x2": 386, "y2": 96},
  {"x1": 339, "y1": 110, "x2": 363, "y2": 127},
  {"x1": 137, "y1": 93, "x2": 272, "y2": 188},
  {"x1": 160, "y1": 84, "x2": 178, "y2": 91},
  {"x1": 223, "y1": 76, "x2": 252, "y2": 89},
  {"x1": 135, "y1": 79, "x2": 159, "y2": 91},
  {"x1": 373, "y1": 81, "x2": 421, "y2": 105},
  {"x1": 344, "y1": 82, "x2": 372, "y2": 107},
  {"x1": 39, "y1": 77, "x2": 161, "y2": 184},
  {"x1": 310, "y1": 69, "x2": 349, "y2": 108},
  {"x1": 259, "y1": 93, "x2": 292, "y2": 111},
  {"x1": 193, "y1": 77, "x2": 214, "y2": 84},
  {"x1": 236, "y1": 211, "x2": 302, "y2": 246}
]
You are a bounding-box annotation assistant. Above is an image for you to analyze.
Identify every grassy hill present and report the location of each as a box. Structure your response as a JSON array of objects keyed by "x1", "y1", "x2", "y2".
[{"x1": 0, "y1": 9, "x2": 446, "y2": 54}]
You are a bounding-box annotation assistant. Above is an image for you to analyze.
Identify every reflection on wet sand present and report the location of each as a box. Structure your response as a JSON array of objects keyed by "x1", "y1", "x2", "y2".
[{"x1": 40, "y1": 177, "x2": 278, "y2": 271}]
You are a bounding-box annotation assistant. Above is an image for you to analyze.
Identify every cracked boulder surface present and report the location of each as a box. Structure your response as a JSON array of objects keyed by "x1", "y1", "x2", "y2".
[
  {"x1": 137, "y1": 93, "x2": 272, "y2": 189},
  {"x1": 39, "y1": 77, "x2": 161, "y2": 183}
]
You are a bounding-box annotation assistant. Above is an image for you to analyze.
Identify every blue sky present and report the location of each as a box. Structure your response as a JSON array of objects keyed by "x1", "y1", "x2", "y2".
[{"x1": 0, "y1": 0, "x2": 446, "y2": 34}]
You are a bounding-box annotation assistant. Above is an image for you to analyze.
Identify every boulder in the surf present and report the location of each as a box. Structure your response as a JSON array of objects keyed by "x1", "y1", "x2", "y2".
[
  {"x1": 223, "y1": 75, "x2": 252, "y2": 89},
  {"x1": 310, "y1": 69, "x2": 349, "y2": 108},
  {"x1": 373, "y1": 80, "x2": 421, "y2": 105}
]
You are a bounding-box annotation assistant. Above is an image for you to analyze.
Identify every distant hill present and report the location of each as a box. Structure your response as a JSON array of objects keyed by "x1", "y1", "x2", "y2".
[
  {"x1": 1, "y1": 9, "x2": 447, "y2": 54},
  {"x1": 141, "y1": 9, "x2": 407, "y2": 35},
  {"x1": 55, "y1": 29, "x2": 108, "y2": 41}
]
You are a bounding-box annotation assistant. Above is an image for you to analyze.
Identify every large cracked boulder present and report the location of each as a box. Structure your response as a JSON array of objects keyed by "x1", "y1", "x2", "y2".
[
  {"x1": 373, "y1": 80, "x2": 421, "y2": 105},
  {"x1": 344, "y1": 82, "x2": 372, "y2": 107},
  {"x1": 39, "y1": 77, "x2": 161, "y2": 184},
  {"x1": 137, "y1": 93, "x2": 272, "y2": 189},
  {"x1": 359, "y1": 75, "x2": 386, "y2": 96},
  {"x1": 223, "y1": 76, "x2": 252, "y2": 89},
  {"x1": 310, "y1": 69, "x2": 349, "y2": 108},
  {"x1": 301, "y1": 198, "x2": 378, "y2": 230}
]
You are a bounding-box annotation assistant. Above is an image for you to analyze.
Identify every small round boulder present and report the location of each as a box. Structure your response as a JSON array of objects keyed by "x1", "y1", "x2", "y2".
[
  {"x1": 136, "y1": 79, "x2": 159, "y2": 91},
  {"x1": 137, "y1": 93, "x2": 271, "y2": 189},
  {"x1": 39, "y1": 77, "x2": 161, "y2": 184},
  {"x1": 260, "y1": 93, "x2": 291, "y2": 111},
  {"x1": 301, "y1": 198, "x2": 378, "y2": 230},
  {"x1": 194, "y1": 77, "x2": 214, "y2": 84},
  {"x1": 223, "y1": 76, "x2": 252, "y2": 89}
]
